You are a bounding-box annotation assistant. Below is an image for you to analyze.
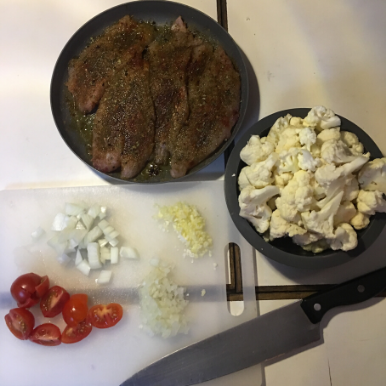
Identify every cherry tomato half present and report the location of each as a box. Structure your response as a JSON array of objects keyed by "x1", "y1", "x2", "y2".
[
  {"x1": 10, "y1": 273, "x2": 50, "y2": 308},
  {"x1": 62, "y1": 294, "x2": 88, "y2": 327},
  {"x1": 29, "y1": 323, "x2": 62, "y2": 346},
  {"x1": 5, "y1": 308, "x2": 35, "y2": 340},
  {"x1": 61, "y1": 320, "x2": 92, "y2": 344},
  {"x1": 87, "y1": 303, "x2": 123, "y2": 329},
  {"x1": 40, "y1": 286, "x2": 70, "y2": 318}
]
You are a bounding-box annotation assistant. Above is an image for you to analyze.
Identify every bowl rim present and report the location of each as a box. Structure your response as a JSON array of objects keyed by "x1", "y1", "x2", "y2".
[
  {"x1": 224, "y1": 107, "x2": 386, "y2": 269},
  {"x1": 50, "y1": 0, "x2": 249, "y2": 184}
]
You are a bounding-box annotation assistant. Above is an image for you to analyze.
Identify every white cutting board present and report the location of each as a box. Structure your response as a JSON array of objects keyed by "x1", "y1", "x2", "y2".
[{"x1": 0, "y1": 181, "x2": 262, "y2": 386}]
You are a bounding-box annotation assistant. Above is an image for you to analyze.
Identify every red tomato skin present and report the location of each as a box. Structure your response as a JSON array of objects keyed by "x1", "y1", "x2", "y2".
[
  {"x1": 40, "y1": 286, "x2": 70, "y2": 318},
  {"x1": 87, "y1": 303, "x2": 123, "y2": 329},
  {"x1": 35, "y1": 275, "x2": 50, "y2": 298},
  {"x1": 29, "y1": 323, "x2": 61, "y2": 346},
  {"x1": 10, "y1": 273, "x2": 42, "y2": 308},
  {"x1": 4, "y1": 308, "x2": 35, "y2": 340},
  {"x1": 62, "y1": 294, "x2": 88, "y2": 327},
  {"x1": 61, "y1": 320, "x2": 92, "y2": 344}
]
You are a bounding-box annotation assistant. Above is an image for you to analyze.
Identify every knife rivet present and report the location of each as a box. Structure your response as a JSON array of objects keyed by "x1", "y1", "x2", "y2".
[
  {"x1": 357, "y1": 285, "x2": 365, "y2": 293},
  {"x1": 314, "y1": 303, "x2": 321, "y2": 311}
]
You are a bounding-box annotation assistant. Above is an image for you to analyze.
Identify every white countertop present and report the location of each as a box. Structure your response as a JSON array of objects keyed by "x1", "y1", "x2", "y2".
[{"x1": 1, "y1": 1, "x2": 386, "y2": 385}]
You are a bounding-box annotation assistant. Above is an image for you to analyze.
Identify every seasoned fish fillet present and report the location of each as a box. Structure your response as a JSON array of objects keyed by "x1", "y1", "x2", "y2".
[
  {"x1": 148, "y1": 17, "x2": 200, "y2": 165},
  {"x1": 92, "y1": 49, "x2": 155, "y2": 179},
  {"x1": 67, "y1": 16, "x2": 155, "y2": 113},
  {"x1": 170, "y1": 46, "x2": 241, "y2": 178}
]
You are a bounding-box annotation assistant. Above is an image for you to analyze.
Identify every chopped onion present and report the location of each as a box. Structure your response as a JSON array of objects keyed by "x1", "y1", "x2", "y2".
[
  {"x1": 77, "y1": 260, "x2": 91, "y2": 276},
  {"x1": 96, "y1": 270, "x2": 112, "y2": 284},
  {"x1": 75, "y1": 249, "x2": 83, "y2": 266},
  {"x1": 47, "y1": 235, "x2": 68, "y2": 254},
  {"x1": 83, "y1": 226, "x2": 103, "y2": 246},
  {"x1": 80, "y1": 214, "x2": 94, "y2": 230},
  {"x1": 65, "y1": 203, "x2": 85, "y2": 216},
  {"x1": 98, "y1": 238, "x2": 108, "y2": 248},
  {"x1": 87, "y1": 242, "x2": 102, "y2": 269},
  {"x1": 120, "y1": 246, "x2": 139, "y2": 259},
  {"x1": 52, "y1": 213, "x2": 68, "y2": 231},
  {"x1": 98, "y1": 219, "x2": 109, "y2": 231},
  {"x1": 110, "y1": 247, "x2": 119, "y2": 264},
  {"x1": 100, "y1": 247, "x2": 111, "y2": 264},
  {"x1": 31, "y1": 226, "x2": 45, "y2": 240},
  {"x1": 87, "y1": 205, "x2": 101, "y2": 219}
]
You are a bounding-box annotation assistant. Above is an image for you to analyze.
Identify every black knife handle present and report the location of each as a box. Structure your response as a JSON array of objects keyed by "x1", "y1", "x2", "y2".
[{"x1": 301, "y1": 266, "x2": 386, "y2": 324}]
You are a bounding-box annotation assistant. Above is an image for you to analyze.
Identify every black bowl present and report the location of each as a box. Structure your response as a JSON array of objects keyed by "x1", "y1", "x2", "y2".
[
  {"x1": 224, "y1": 108, "x2": 386, "y2": 269},
  {"x1": 50, "y1": 1, "x2": 248, "y2": 184}
]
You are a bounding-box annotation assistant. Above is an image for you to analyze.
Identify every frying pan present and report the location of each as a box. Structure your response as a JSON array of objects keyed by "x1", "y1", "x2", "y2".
[{"x1": 50, "y1": 1, "x2": 249, "y2": 183}]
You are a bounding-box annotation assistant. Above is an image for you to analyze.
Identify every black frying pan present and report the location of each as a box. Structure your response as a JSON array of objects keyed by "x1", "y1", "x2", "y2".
[{"x1": 50, "y1": 1, "x2": 249, "y2": 183}]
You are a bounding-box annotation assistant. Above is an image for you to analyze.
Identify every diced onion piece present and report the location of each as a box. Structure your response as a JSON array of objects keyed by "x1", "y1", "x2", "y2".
[
  {"x1": 99, "y1": 206, "x2": 107, "y2": 219},
  {"x1": 109, "y1": 230, "x2": 120, "y2": 239},
  {"x1": 77, "y1": 260, "x2": 91, "y2": 276},
  {"x1": 65, "y1": 216, "x2": 78, "y2": 231},
  {"x1": 83, "y1": 226, "x2": 103, "y2": 246},
  {"x1": 75, "y1": 221, "x2": 86, "y2": 230},
  {"x1": 70, "y1": 229, "x2": 87, "y2": 245},
  {"x1": 87, "y1": 242, "x2": 102, "y2": 269},
  {"x1": 57, "y1": 253, "x2": 71, "y2": 266},
  {"x1": 69, "y1": 238, "x2": 79, "y2": 250},
  {"x1": 103, "y1": 225, "x2": 115, "y2": 236},
  {"x1": 75, "y1": 249, "x2": 83, "y2": 266},
  {"x1": 96, "y1": 270, "x2": 112, "y2": 284},
  {"x1": 98, "y1": 238, "x2": 108, "y2": 248},
  {"x1": 100, "y1": 247, "x2": 111, "y2": 264},
  {"x1": 52, "y1": 213, "x2": 68, "y2": 231},
  {"x1": 31, "y1": 227, "x2": 45, "y2": 240},
  {"x1": 81, "y1": 214, "x2": 94, "y2": 230},
  {"x1": 98, "y1": 219, "x2": 109, "y2": 231},
  {"x1": 110, "y1": 247, "x2": 119, "y2": 264},
  {"x1": 120, "y1": 246, "x2": 139, "y2": 259},
  {"x1": 65, "y1": 203, "x2": 85, "y2": 216},
  {"x1": 87, "y1": 205, "x2": 101, "y2": 219},
  {"x1": 107, "y1": 235, "x2": 119, "y2": 247}
]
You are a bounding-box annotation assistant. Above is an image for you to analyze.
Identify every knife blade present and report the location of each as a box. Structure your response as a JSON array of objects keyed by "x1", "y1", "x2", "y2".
[{"x1": 121, "y1": 266, "x2": 386, "y2": 386}]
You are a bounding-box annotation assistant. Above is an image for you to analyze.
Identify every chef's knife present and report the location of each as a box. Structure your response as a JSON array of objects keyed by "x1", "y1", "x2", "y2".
[{"x1": 121, "y1": 266, "x2": 386, "y2": 386}]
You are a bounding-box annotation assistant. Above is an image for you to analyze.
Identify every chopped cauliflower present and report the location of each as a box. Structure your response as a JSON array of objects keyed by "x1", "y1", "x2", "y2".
[
  {"x1": 303, "y1": 106, "x2": 341, "y2": 131},
  {"x1": 327, "y1": 223, "x2": 358, "y2": 251},
  {"x1": 276, "y1": 170, "x2": 315, "y2": 222},
  {"x1": 240, "y1": 135, "x2": 275, "y2": 166},
  {"x1": 358, "y1": 158, "x2": 386, "y2": 194},
  {"x1": 356, "y1": 190, "x2": 386, "y2": 215},
  {"x1": 238, "y1": 106, "x2": 382, "y2": 254}
]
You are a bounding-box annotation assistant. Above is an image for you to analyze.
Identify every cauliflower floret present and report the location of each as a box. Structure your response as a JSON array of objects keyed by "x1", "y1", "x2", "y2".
[
  {"x1": 327, "y1": 223, "x2": 358, "y2": 251},
  {"x1": 269, "y1": 209, "x2": 307, "y2": 240},
  {"x1": 350, "y1": 212, "x2": 370, "y2": 230},
  {"x1": 298, "y1": 127, "x2": 317, "y2": 151},
  {"x1": 317, "y1": 128, "x2": 341, "y2": 144},
  {"x1": 239, "y1": 185, "x2": 281, "y2": 233},
  {"x1": 240, "y1": 135, "x2": 275, "y2": 166},
  {"x1": 340, "y1": 131, "x2": 364, "y2": 154},
  {"x1": 239, "y1": 153, "x2": 279, "y2": 189},
  {"x1": 275, "y1": 128, "x2": 301, "y2": 153},
  {"x1": 276, "y1": 148, "x2": 301, "y2": 175},
  {"x1": 276, "y1": 170, "x2": 315, "y2": 222},
  {"x1": 273, "y1": 172, "x2": 293, "y2": 189},
  {"x1": 266, "y1": 114, "x2": 292, "y2": 146},
  {"x1": 358, "y1": 158, "x2": 386, "y2": 194},
  {"x1": 321, "y1": 139, "x2": 358, "y2": 165},
  {"x1": 334, "y1": 201, "x2": 357, "y2": 226},
  {"x1": 292, "y1": 231, "x2": 323, "y2": 246},
  {"x1": 301, "y1": 191, "x2": 343, "y2": 238},
  {"x1": 302, "y1": 239, "x2": 330, "y2": 253},
  {"x1": 356, "y1": 190, "x2": 386, "y2": 215},
  {"x1": 303, "y1": 106, "x2": 341, "y2": 131},
  {"x1": 343, "y1": 176, "x2": 359, "y2": 202},
  {"x1": 297, "y1": 149, "x2": 322, "y2": 172}
]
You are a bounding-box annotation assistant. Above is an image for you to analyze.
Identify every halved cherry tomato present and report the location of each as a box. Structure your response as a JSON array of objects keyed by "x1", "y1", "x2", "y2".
[
  {"x1": 62, "y1": 294, "x2": 88, "y2": 326},
  {"x1": 5, "y1": 308, "x2": 35, "y2": 340},
  {"x1": 87, "y1": 303, "x2": 123, "y2": 329},
  {"x1": 10, "y1": 273, "x2": 49, "y2": 308},
  {"x1": 61, "y1": 320, "x2": 92, "y2": 344},
  {"x1": 29, "y1": 323, "x2": 62, "y2": 346},
  {"x1": 40, "y1": 286, "x2": 70, "y2": 318}
]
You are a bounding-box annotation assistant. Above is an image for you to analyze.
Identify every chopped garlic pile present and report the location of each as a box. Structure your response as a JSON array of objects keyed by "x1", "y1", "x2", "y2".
[
  {"x1": 154, "y1": 202, "x2": 212, "y2": 258},
  {"x1": 139, "y1": 259, "x2": 189, "y2": 338}
]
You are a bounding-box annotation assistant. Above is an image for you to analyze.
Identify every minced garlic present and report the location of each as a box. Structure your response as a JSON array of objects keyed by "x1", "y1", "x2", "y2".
[{"x1": 154, "y1": 202, "x2": 212, "y2": 258}]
